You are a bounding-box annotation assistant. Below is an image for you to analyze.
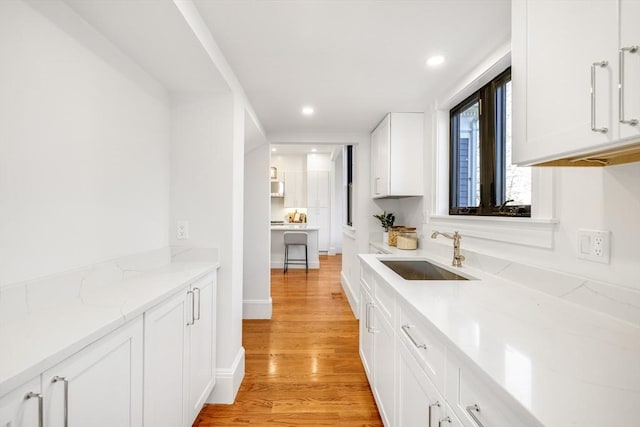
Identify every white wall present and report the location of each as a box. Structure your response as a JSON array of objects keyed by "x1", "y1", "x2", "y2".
[
  {"x1": 170, "y1": 91, "x2": 245, "y2": 403},
  {"x1": 243, "y1": 144, "x2": 271, "y2": 319},
  {"x1": 0, "y1": 0, "x2": 170, "y2": 286}
]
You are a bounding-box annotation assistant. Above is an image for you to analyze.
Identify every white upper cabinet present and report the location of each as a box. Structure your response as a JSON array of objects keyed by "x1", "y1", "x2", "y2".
[
  {"x1": 283, "y1": 171, "x2": 305, "y2": 208},
  {"x1": 307, "y1": 171, "x2": 330, "y2": 208},
  {"x1": 371, "y1": 113, "x2": 424, "y2": 198},
  {"x1": 513, "y1": 0, "x2": 640, "y2": 166},
  {"x1": 619, "y1": 0, "x2": 640, "y2": 141}
]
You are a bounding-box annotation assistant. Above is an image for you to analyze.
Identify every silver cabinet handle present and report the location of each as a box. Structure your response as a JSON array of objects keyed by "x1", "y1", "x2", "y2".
[
  {"x1": 401, "y1": 324, "x2": 427, "y2": 350},
  {"x1": 25, "y1": 392, "x2": 43, "y2": 427},
  {"x1": 428, "y1": 401, "x2": 441, "y2": 427},
  {"x1": 186, "y1": 290, "x2": 195, "y2": 326},
  {"x1": 466, "y1": 404, "x2": 485, "y2": 427},
  {"x1": 438, "y1": 416, "x2": 452, "y2": 427},
  {"x1": 52, "y1": 376, "x2": 68, "y2": 427},
  {"x1": 591, "y1": 60, "x2": 609, "y2": 133},
  {"x1": 193, "y1": 287, "x2": 201, "y2": 321},
  {"x1": 364, "y1": 302, "x2": 370, "y2": 332},
  {"x1": 619, "y1": 46, "x2": 639, "y2": 126}
]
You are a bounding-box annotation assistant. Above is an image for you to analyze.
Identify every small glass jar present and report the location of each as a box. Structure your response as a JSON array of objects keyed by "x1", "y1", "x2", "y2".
[
  {"x1": 397, "y1": 228, "x2": 418, "y2": 250},
  {"x1": 388, "y1": 226, "x2": 404, "y2": 246}
]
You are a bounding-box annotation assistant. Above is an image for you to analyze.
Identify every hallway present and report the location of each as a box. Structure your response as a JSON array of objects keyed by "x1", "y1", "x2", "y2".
[{"x1": 194, "y1": 255, "x2": 383, "y2": 426}]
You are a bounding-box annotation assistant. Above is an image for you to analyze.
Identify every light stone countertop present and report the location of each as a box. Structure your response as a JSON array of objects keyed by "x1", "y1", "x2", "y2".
[
  {"x1": 0, "y1": 261, "x2": 219, "y2": 397},
  {"x1": 360, "y1": 251, "x2": 640, "y2": 427},
  {"x1": 270, "y1": 224, "x2": 320, "y2": 231}
]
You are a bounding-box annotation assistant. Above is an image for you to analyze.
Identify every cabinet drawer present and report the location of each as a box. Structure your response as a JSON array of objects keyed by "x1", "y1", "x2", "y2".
[
  {"x1": 446, "y1": 352, "x2": 541, "y2": 427},
  {"x1": 373, "y1": 273, "x2": 395, "y2": 323},
  {"x1": 398, "y1": 302, "x2": 446, "y2": 391},
  {"x1": 361, "y1": 264, "x2": 373, "y2": 292}
]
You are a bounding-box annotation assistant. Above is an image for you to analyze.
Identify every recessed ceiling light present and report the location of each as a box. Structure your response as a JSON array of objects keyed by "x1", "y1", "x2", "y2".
[
  {"x1": 271, "y1": 147, "x2": 277, "y2": 152},
  {"x1": 426, "y1": 55, "x2": 445, "y2": 67},
  {"x1": 302, "y1": 106, "x2": 314, "y2": 116},
  {"x1": 311, "y1": 148, "x2": 317, "y2": 153}
]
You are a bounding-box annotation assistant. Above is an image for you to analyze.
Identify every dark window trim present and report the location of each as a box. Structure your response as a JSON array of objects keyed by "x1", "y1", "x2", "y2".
[{"x1": 449, "y1": 67, "x2": 531, "y2": 218}]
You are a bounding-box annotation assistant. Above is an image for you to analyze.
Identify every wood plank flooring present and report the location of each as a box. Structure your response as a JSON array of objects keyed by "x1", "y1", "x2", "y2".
[{"x1": 193, "y1": 255, "x2": 383, "y2": 426}]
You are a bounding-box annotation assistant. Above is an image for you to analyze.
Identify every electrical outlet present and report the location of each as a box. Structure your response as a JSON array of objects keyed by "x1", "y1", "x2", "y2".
[
  {"x1": 577, "y1": 229, "x2": 610, "y2": 263},
  {"x1": 177, "y1": 220, "x2": 189, "y2": 240}
]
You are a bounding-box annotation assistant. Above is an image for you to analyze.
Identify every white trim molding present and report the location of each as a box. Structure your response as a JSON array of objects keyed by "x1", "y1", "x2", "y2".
[
  {"x1": 429, "y1": 215, "x2": 558, "y2": 248},
  {"x1": 340, "y1": 271, "x2": 359, "y2": 319},
  {"x1": 242, "y1": 298, "x2": 272, "y2": 319},
  {"x1": 207, "y1": 346, "x2": 245, "y2": 404}
]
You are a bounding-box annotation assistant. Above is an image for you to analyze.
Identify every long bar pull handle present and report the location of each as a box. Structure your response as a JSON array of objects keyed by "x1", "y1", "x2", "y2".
[
  {"x1": 25, "y1": 392, "x2": 43, "y2": 427},
  {"x1": 466, "y1": 404, "x2": 485, "y2": 427},
  {"x1": 367, "y1": 303, "x2": 378, "y2": 333},
  {"x1": 428, "y1": 401, "x2": 441, "y2": 427},
  {"x1": 591, "y1": 60, "x2": 609, "y2": 133},
  {"x1": 438, "y1": 416, "x2": 452, "y2": 427},
  {"x1": 365, "y1": 302, "x2": 371, "y2": 332},
  {"x1": 193, "y1": 287, "x2": 201, "y2": 321},
  {"x1": 52, "y1": 376, "x2": 69, "y2": 427},
  {"x1": 619, "y1": 46, "x2": 639, "y2": 126},
  {"x1": 186, "y1": 290, "x2": 195, "y2": 326},
  {"x1": 401, "y1": 324, "x2": 427, "y2": 350}
]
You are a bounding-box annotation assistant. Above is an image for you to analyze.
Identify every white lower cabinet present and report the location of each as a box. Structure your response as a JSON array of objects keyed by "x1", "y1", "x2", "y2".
[
  {"x1": 359, "y1": 260, "x2": 539, "y2": 427},
  {"x1": 144, "y1": 272, "x2": 217, "y2": 427},
  {"x1": 0, "y1": 377, "x2": 42, "y2": 427},
  {"x1": 43, "y1": 318, "x2": 144, "y2": 427},
  {"x1": 359, "y1": 287, "x2": 374, "y2": 380},
  {"x1": 398, "y1": 344, "x2": 462, "y2": 427},
  {"x1": 372, "y1": 311, "x2": 395, "y2": 427}
]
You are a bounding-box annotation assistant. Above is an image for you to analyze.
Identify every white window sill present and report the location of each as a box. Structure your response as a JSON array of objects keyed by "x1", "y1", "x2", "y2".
[{"x1": 429, "y1": 215, "x2": 558, "y2": 248}]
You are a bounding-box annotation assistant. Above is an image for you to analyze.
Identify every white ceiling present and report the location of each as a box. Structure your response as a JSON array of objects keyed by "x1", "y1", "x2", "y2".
[
  {"x1": 193, "y1": 0, "x2": 511, "y2": 135},
  {"x1": 62, "y1": 0, "x2": 229, "y2": 95},
  {"x1": 271, "y1": 144, "x2": 338, "y2": 155}
]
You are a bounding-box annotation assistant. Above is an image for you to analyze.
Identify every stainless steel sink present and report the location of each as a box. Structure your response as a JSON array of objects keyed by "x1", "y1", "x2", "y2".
[{"x1": 381, "y1": 260, "x2": 471, "y2": 281}]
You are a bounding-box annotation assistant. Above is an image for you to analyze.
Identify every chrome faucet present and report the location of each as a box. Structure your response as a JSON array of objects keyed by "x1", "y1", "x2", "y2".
[{"x1": 431, "y1": 231, "x2": 465, "y2": 267}]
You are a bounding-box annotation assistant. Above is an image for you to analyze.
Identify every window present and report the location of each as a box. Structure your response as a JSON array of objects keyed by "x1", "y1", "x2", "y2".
[
  {"x1": 346, "y1": 145, "x2": 354, "y2": 226},
  {"x1": 449, "y1": 67, "x2": 531, "y2": 217}
]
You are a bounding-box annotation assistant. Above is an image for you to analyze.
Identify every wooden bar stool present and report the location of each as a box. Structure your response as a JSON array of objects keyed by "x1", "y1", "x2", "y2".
[{"x1": 283, "y1": 231, "x2": 308, "y2": 273}]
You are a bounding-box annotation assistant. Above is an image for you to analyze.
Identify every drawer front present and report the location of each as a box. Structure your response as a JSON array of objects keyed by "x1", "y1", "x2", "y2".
[
  {"x1": 446, "y1": 352, "x2": 540, "y2": 427},
  {"x1": 373, "y1": 273, "x2": 395, "y2": 323},
  {"x1": 361, "y1": 263, "x2": 373, "y2": 292},
  {"x1": 399, "y1": 303, "x2": 446, "y2": 390}
]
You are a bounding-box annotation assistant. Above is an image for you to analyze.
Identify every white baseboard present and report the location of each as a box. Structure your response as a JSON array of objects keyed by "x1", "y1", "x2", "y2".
[
  {"x1": 340, "y1": 271, "x2": 359, "y2": 319},
  {"x1": 207, "y1": 347, "x2": 245, "y2": 404},
  {"x1": 243, "y1": 298, "x2": 272, "y2": 319}
]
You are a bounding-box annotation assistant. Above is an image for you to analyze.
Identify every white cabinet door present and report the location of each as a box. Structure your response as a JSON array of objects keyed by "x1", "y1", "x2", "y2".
[
  {"x1": 308, "y1": 207, "x2": 330, "y2": 252},
  {"x1": 43, "y1": 318, "x2": 143, "y2": 427},
  {"x1": 513, "y1": 0, "x2": 619, "y2": 164},
  {"x1": 185, "y1": 275, "x2": 217, "y2": 426},
  {"x1": 144, "y1": 291, "x2": 189, "y2": 427},
  {"x1": 307, "y1": 171, "x2": 330, "y2": 208},
  {"x1": 619, "y1": 0, "x2": 640, "y2": 141},
  {"x1": 284, "y1": 171, "x2": 305, "y2": 208},
  {"x1": 359, "y1": 289, "x2": 374, "y2": 380},
  {"x1": 371, "y1": 115, "x2": 390, "y2": 197},
  {"x1": 0, "y1": 378, "x2": 41, "y2": 427},
  {"x1": 372, "y1": 310, "x2": 395, "y2": 427}
]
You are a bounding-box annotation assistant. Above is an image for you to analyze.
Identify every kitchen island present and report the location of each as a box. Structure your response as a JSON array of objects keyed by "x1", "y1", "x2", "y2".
[{"x1": 270, "y1": 225, "x2": 320, "y2": 270}]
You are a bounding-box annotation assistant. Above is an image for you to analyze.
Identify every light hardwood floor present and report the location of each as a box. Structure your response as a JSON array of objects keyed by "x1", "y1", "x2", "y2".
[{"x1": 193, "y1": 255, "x2": 383, "y2": 426}]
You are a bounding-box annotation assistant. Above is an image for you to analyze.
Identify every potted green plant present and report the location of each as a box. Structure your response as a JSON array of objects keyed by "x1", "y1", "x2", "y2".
[{"x1": 373, "y1": 211, "x2": 395, "y2": 242}]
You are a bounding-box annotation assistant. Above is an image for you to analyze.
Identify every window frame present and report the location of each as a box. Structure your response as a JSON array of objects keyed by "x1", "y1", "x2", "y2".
[{"x1": 448, "y1": 67, "x2": 531, "y2": 218}]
